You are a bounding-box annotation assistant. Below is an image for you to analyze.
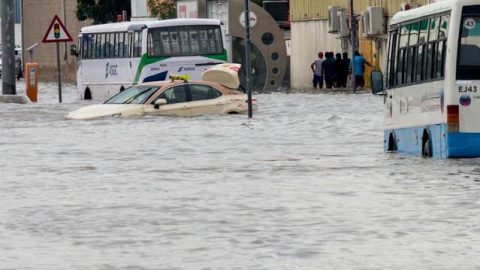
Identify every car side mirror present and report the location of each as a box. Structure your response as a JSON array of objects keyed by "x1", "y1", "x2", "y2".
[
  {"x1": 70, "y1": 44, "x2": 78, "y2": 57},
  {"x1": 154, "y1": 98, "x2": 167, "y2": 109},
  {"x1": 371, "y1": 70, "x2": 385, "y2": 95}
]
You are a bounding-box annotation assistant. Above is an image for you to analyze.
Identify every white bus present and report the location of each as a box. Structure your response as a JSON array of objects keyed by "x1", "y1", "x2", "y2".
[
  {"x1": 74, "y1": 18, "x2": 228, "y2": 101},
  {"x1": 371, "y1": 0, "x2": 480, "y2": 158}
]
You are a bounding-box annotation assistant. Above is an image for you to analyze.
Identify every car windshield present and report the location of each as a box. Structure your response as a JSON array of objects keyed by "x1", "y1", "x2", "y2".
[{"x1": 104, "y1": 86, "x2": 159, "y2": 104}]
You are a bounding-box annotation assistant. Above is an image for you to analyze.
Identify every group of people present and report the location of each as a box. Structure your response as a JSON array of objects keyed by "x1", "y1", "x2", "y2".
[{"x1": 310, "y1": 50, "x2": 371, "y2": 89}]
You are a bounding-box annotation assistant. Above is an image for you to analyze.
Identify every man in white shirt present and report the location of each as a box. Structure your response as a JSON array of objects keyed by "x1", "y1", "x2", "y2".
[{"x1": 310, "y1": 52, "x2": 324, "y2": 89}]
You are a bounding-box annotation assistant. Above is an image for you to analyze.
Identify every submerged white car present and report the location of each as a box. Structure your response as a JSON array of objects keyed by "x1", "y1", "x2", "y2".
[{"x1": 66, "y1": 64, "x2": 257, "y2": 120}]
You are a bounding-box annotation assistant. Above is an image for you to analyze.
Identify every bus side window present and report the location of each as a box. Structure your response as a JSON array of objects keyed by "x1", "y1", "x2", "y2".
[
  {"x1": 82, "y1": 34, "x2": 89, "y2": 59},
  {"x1": 418, "y1": 19, "x2": 429, "y2": 81},
  {"x1": 396, "y1": 25, "x2": 410, "y2": 85},
  {"x1": 436, "y1": 41, "x2": 444, "y2": 78},
  {"x1": 426, "y1": 43, "x2": 434, "y2": 80},
  {"x1": 133, "y1": 31, "x2": 142, "y2": 57},
  {"x1": 408, "y1": 22, "x2": 419, "y2": 83},
  {"x1": 397, "y1": 49, "x2": 406, "y2": 85},
  {"x1": 170, "y1": 29, "x2": 181, "y2": 56},
  {"x1": 94, "y1": 34, "x2": 100, "y2": 58},
  {"x1": 416, "y1": 45, "x2": 424, "y2": 81},
  {"x1": 428, "y1": 17, "x2": 440, "y2": 80},
  {"x1": 387, "y1": 29, "x2": 397, "y2": 88},
  {"x1": 179, "y1": 29, "x2": 190, "y2": 55},
  {"x1": 190, "y1": 30, "x2": 200, "y2": 54},
  {"x1": 438, "y1": 15, "x2": 449, "y2": 78}
]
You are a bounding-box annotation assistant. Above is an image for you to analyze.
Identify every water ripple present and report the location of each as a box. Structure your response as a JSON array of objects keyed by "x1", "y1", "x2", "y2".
[{"x1": 1, "y1": 84, "x2": 480, "y2": 269}]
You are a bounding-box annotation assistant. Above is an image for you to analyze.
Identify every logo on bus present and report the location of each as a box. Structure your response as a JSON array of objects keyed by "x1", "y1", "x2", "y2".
[
  {"x1": 460, "y1": 95, "x2": 472, "y2": 107},
  {"x1": 177, "y1": 66, "x2": 195, "y2": 73},
  {"x1": 105, "y1": 62, "x2": 119, "y2": 79}
]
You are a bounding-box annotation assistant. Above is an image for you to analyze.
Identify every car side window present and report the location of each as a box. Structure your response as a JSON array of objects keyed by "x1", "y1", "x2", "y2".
[
  {"x1": 155, "y1": 85, "x2": 187, "y2": 104},
  {"x1": 189, "y1": 84, "x2": 223, "y2": 101}
]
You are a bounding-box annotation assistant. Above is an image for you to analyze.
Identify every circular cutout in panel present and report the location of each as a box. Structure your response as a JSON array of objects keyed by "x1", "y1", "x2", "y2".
[
  {"x1": 271, "y1": 52, "x2": 280, "y2": 61},
  {"x1": 270, "y1": 80, "x2": 276, "y2": 86},
  {"x1": 272, "y1": 67, "x2": 279, "y2": 75},
  {"x1": 262, "y1": 32, "x2": 274, "y2": 45}
]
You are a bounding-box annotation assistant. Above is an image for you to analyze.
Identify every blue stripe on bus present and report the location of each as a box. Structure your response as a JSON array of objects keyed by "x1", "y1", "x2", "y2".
[
  {"x1": 142, "y1": 71, "x2": 168, "y2": 83},
  {"x1": 195, "y1": 62, "x2": 223, "y2": 67},
  {"x1": 446, "y1": 132, "x2": 480, "y2": 158},
  {"x1": 384, "y1": 124, "x2": 446, "y2": 158},
  {"x1": 385, "y1": 124, "x2": 480, "y2": 158}
]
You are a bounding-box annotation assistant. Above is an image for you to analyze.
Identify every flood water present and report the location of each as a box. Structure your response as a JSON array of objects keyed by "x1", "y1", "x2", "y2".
[{"x1": 1, "y1": 82, "x2": 480, "y2": 269}]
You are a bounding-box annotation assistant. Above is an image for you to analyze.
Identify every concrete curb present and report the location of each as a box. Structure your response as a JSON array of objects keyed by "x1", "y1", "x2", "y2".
[{"x1": 0, "y1": 95, "x2": 31, "y2": 104}]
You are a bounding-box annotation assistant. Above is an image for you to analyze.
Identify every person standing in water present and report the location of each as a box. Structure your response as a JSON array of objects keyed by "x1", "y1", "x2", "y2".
[{"x1": 310, "y1": 52, "x2": 324, "y2": 89}]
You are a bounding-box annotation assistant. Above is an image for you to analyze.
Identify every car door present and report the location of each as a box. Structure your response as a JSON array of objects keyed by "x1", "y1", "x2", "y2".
[
  {"x1": 146, "y1": 85, "x2": 191, "y2": 116},
  {"x1": 187, "y1": 83, "x2": 224, "y2": 116}
]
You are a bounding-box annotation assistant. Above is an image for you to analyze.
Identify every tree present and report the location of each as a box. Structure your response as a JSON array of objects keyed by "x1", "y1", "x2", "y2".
[
  {"x1": 76, "y1": 0, "x2": 131, "y2": 24},
  {"x1": 148, "y1": 0, "x2": 176, "y2": 19}
]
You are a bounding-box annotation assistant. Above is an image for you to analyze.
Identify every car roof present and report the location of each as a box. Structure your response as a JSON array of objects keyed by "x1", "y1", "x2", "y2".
[{"x1": 138, "y1": 80, "x2": 228, "y2": 89}]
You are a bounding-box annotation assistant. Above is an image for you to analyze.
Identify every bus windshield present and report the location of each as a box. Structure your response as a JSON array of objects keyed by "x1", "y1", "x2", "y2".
[
  {"x1": 458, "y1": 16, "x2": 480, "y2": 79},
  {"x1": 147, "y1": 25, "x2": 223, "y2": 57},
  {"x1": 104, "y1": 86, "x2": 159, "y2": 104}
]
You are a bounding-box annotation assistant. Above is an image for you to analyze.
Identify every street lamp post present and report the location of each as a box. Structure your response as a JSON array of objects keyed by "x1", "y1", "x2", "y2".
[
  {"x1": 244, "y1": 0, "x2": 253, "y2": 118},
  {"x1": 2, "y1": 0, "x2": 17, "y2": 95},
  {"x1": 350, "y1": 0, "x2": 357, "y2": 93}
]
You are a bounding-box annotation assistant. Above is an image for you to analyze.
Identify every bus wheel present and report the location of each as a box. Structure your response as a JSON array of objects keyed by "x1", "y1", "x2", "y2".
[
  {"x1": 84, "y1": 87, "x2": 92, "y2": 100},
  {"x1": 387, "y1": 133, "x2": 397, "y2": 152},
  {"x1": 422, "y1": 131, "x2": 432, "y2": 158}
]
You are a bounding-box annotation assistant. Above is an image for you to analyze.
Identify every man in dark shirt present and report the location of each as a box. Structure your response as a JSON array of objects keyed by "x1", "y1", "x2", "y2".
[
  {"x1": 341, "y1": 52, "x2": 350, "y2": 88},
  {"x1": 335, "y1": 53, "x2": 346, "y2": 88},
  {"x1": 322, "y1": 52, "x2": 336, "y2": 88}
]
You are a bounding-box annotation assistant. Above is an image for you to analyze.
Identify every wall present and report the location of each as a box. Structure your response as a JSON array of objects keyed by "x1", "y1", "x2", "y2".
[
  {"x1": 22, "y1": 0, "x2": 88, "y2": 83},
  {"x1": 289, "y1": 0, "x2": 430, "y2": 89},
  {"x1": 290, "y1": 20, "x2": 341, "y2": 89},
  {"x1": 291, "y1": 0, "x2": 430, "y2": 21}
]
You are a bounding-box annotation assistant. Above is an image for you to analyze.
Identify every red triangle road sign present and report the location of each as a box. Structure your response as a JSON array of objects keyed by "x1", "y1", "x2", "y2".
[{"x1": 42, "y1": 15, "x2": 73, "y2": 43}]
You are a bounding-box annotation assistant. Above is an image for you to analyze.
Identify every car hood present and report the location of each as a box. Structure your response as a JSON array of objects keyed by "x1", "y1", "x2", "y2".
[{"x1": 66, "y1": 104, "x2": 144, "y2": 120}]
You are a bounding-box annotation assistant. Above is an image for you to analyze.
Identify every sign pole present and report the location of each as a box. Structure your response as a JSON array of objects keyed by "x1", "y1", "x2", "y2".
[
  {"x1": 42, "y1": 15, "x2": 73, "y2": 103},
  {"x1": 244, "y1": 0, "x2": 253, "y2": 119},
  {"x1": 56, "y1": 42, "x2": 63, "y2": 103}
]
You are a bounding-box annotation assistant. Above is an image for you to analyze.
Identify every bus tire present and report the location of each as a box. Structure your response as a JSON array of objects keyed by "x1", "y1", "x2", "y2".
[
  {"x1": 422, "y1": 131, "x2": 432, "y2": 158},
  {"x1": 84, "y1": 87, "x2": 92, "y2": 100},
  {"x1": 387, "y1": 132, "x2": 397, "y2": 152}
]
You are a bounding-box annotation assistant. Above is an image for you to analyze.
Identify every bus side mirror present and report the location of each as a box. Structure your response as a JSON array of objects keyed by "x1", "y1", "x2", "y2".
[
  {"x1": 70, "y1": 44, "x2": 78, "y2": 57},
  {"x1": 371, "y1": 70, "x2": 385, "y2": 95}
]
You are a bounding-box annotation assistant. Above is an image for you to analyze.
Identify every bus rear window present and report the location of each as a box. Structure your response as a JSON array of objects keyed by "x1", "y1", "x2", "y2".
[
  {"x1": 458, "y1": 7, "x2": 480, "y2": 79},
  {"x1": 459, "y1": 17, "x2": 480, "y2": 66}
]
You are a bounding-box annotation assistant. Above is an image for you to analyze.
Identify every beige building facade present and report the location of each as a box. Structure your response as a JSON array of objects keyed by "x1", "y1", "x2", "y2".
[
  {"x1": 22, "y1": 0, "x2": 89, "y2": 82},
  {"x1": 290, "y1": 0, "x2": 430, "y2": 89}
]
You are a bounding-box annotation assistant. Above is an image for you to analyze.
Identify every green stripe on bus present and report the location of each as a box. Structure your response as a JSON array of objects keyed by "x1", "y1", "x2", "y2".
[
  {"x1": 133, "y1": 54, "x2": 169, "y2": 84},
  {"x1": 134, "y1": 49, "x2": 228, "y2": 84},
  {"x1": 205, "y1": 49, "x2": 228, "y2": 61}
]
